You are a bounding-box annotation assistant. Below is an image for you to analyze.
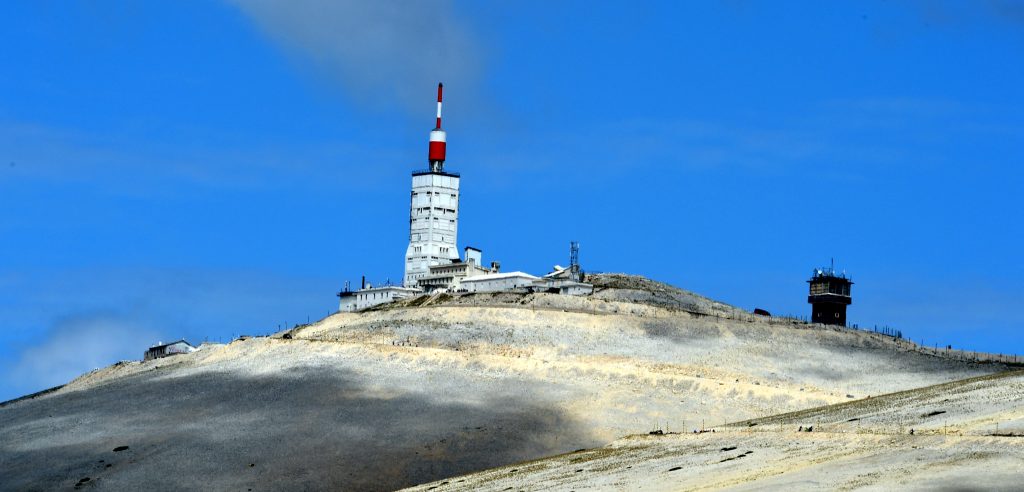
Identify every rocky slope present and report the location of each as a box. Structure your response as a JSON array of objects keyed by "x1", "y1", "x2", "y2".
[
  {"x1": 412, "y1": 370, "x2": 1024, "y2": 491},
  {"x1": 0, "y1": 275, "x2": 1010, "y2": 491}
]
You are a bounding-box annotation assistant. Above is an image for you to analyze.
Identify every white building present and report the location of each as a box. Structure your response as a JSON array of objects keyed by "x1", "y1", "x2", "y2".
[
  {"x1": 338, "y1": 283, "x2": 421, "y2": 312},
  {"x1": 532, "y1": 278, "x2": 594, "y2": 296},
  {"x1": 416, "y1": 246, "x2": 498, "y2": 292},
  {"x1": 404, "y1": 84, "x2": 461, "y2": 287},
  {"x1": 404, "y1": 171, "x2": 460, "y2": 287},
  {"x1": 143, "y1": 340, "x2": 195, "y2": 361},
  {"x1": 531, "y1": 266, "x2": 594, "y2": 296},
  {"x1": 337, "y1": 85, "x2": 592, "y2": 308},
  {"x1": 352, "y1": 284, "x2": 420, "y2": 310},
  {"x1": 460, "y1": 272, "x2": 539, "y2": 293},
  {"x1": 338, "y1": 290, "x2": 357, "y2": 312}
]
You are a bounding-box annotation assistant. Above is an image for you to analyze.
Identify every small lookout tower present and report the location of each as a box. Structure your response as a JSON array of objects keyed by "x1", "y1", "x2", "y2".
[{"x1": 807, "y1": 260, "x2": 853, "y2": 326}]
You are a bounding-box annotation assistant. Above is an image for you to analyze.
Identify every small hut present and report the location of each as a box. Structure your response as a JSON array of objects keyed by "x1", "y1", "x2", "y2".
[{"x1": 144, "y1": 340, "x2": 196, "y2": 361}]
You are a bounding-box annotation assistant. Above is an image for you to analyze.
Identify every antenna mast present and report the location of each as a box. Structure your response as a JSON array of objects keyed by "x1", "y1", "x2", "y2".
[
  {"x1": 428, "y1": 83, "x2": 447, "y2": 172},
  {"x1": 569, "y1": 241, "x2": 581, "y2": 282}
]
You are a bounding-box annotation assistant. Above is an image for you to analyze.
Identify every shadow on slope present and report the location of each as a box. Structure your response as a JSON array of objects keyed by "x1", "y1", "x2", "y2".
[
  {"x1": 0, "y1": 366, "x2": 599, "y2": 491},
  {"x1": 728, "y1": 369, "x2": 1024, "y2": 433}
]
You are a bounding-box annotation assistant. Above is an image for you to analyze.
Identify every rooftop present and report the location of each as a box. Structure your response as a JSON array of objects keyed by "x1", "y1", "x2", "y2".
[
  {"x1": 358, "y1": 284, "x2": 421, "y2": 293},
  {"x1": 147, "y1": 339, "x2": 193, "y2": 350},
  {"x1": 411, "y1": 169, "x2": 460, "y2": 178},
  {"x1": 460, "y1": 271, "x2": 539, "y2": 282},
  {"x1": 809, "y1": 265, "x2": 852, "y2": 282}
]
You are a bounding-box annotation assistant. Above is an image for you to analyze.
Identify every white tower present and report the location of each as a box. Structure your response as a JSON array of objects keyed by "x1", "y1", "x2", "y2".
[{"x1": 404, "y1": 83, "x2": 460, "y2": 287}]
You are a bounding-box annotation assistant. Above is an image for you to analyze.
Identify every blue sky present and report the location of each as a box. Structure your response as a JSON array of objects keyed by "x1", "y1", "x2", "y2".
[{"x1": 2, "y1": 1, "x2": 1022, "y2": 400}]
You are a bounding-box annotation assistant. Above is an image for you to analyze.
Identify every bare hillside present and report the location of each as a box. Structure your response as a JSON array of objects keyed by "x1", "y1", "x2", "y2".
[
  {"x1": 0, "y1": 275, "x2": 1010, "y2": 491},
  {"x1": 414, "y1": 370, "x2": 1024, "y2": 491},
  {"x1": 728, "y1": 369, "x2": 1024, "y2": 435}
]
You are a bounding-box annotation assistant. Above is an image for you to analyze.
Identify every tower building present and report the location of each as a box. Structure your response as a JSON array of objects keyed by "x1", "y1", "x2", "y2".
[
  {"x1": 807, "y1": 261, "x2": 853, "y2": 326},
  {"x1": 404, "y1": 83, "x2": 460, "y2": 287}
]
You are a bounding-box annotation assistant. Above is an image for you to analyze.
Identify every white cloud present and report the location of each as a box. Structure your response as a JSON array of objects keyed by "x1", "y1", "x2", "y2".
[
  {"x1": 4, "y1": 315, "x2": 161, "y2": 396},
  {"x1": 0, "y1": 266, "x2": 342, "y2": 401},
  {"x1": 228, "y1": 0, "x2": 483, "y2": 113}
]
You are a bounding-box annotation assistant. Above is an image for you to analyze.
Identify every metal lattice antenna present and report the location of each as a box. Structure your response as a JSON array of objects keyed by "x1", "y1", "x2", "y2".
[{"x1": 569, "y1": 241, "x2": 581, "y2": 282}]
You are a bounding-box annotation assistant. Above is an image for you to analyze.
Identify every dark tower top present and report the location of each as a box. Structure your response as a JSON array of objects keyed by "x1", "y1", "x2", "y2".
[{"x1": 807, "y1": 264, "x2": 853, "y2": 326}]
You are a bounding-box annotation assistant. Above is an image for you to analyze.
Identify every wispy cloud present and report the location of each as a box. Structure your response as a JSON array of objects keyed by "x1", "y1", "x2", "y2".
[
  {"x1": 0, "y1": 267, "x2": 340, "y2": 401},
  {"x1": 0, "y1": 119, "x2": 408, "y2": 193},
  {"x1": 3, "y1": 314, "x2": 161, "y2": 397},
  {"x1": 227, "y1": 0, "x2": 483, "y2": 113},
  {"x1": 469, "y1": 96, "x2": 1023, "y2": 188},
  {"x1": 910, "y1": 0, "x2": 1024, "y2": 28},
  {"x1": 988, "y1": 0, "x2": 1024, "y2": 25}
]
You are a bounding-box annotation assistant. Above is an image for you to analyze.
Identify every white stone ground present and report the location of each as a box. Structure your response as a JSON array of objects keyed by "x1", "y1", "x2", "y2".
[
  {"x1": 409, "y1": 370, "x2": 1024, "y2": 491},
  {"x1": 0, "y1": 276, "x2": 1014, "y2": 491}
]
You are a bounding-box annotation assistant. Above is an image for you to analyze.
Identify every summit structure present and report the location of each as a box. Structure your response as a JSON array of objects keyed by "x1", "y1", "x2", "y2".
[
  {"x1": 807, "y1": 260, "x2": 853, "y2": 326},
  {"x1": 404, "y1": 83, "x2": 461, "y2": 287},
  {"x1": 337, "y1": 83, "x2": 591, "y2": 311}
]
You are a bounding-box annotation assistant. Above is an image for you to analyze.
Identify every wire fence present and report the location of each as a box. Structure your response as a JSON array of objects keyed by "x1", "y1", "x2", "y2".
[
  {"x1": 195, "y1": 299, "x2": 1021, "y2": 367},
  {"x1": 723, "y1": 311, "x2": 1022, "y2": 366}
]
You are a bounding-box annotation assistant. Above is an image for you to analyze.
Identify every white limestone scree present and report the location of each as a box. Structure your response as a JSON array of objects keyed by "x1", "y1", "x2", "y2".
[{"x1": 404, "y1": 171, "x2": 460, "y2": 287}]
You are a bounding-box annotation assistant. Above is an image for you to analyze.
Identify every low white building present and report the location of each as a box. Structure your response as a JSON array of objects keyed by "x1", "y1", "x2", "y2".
[
  {"x1": 534, "y1": 278, "x2": 594, "y2": 296},
  {"x1": 144, "y1": 340, "x2": 195, "y2": 361},
  {"x1": 460, "y1": 271, "x2": 539, "y2": 293},
  {"x1": 352, "y1": 285, "x2": 420, "y2": 310},
  {"x1": 338, "y1": 290, "x2": 357, "y2": 312},
  {"x1": 416, "y1": 246, "x2": 494, "y2": 292},
  {"x1": 561, "y1": 282, "x2": 593, "y2": 296},
  {"x1": 531, "y1": 266, "x2": 594, "y2": 295}
]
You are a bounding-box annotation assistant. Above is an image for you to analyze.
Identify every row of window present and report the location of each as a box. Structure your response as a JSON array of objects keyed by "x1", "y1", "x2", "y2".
[
  {"x1": 410, "y1": 217, "x2": 456, "y2": 221},
  {"x1": 406, "y1": 255, "x2": 445, "y2": 262},
  {"x1": 410, "y1": 219, "x2": 456, "y2": 232},
  {"x1": 411, "y1": 207, "x2": 458, "y2": 215},
  {"x1": 411, "y1": 234, "x2": 458, "y2": 242},
  {"x1": 357, "y1": 292, "x2": 394, "y2": 300},
  {"x1": 809, "y1": 283, "x2": 851, "y2": 296},
  {"x1": 411, "y1": 192, "x2": 458, "y2": 208},
  {"x1": 406, "y1": 247, "x2": 454, "y2": 261},
  {"x1": 412, "y1": 191, "x2": 457, "y2": 198}
]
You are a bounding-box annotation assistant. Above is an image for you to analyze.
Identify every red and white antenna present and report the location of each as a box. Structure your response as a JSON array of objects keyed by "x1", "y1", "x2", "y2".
[
  {"x1": 428, "y1": 82, "x2": 446, "y2": 171},
  {"x1": 435, "y1": 83, "x2": 443, "y2": 129}
]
